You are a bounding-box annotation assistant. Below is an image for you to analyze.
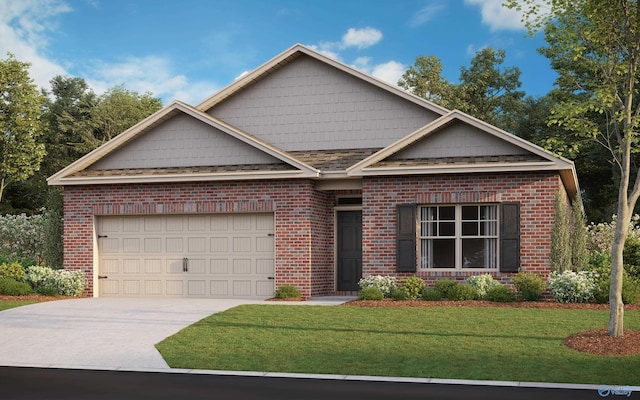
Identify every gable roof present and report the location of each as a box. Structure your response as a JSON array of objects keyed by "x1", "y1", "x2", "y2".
[
  {"x1": 196, "y1": 43, "x2": 449, "y2": 116},
  {"x1": 347, "y1": 110, "x2": 580, "y2": 198},
  {"x1": 47, "y1": 101, "x2": 319, "y2": 186}
]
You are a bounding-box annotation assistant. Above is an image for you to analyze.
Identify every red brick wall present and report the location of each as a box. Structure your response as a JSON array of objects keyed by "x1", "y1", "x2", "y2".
[
  {"x1": 361, "y1": 172, "x2": 564, "y2": 285},
  {"x1": 63, "y1": 179, "x2": 336, "y2": 299}
]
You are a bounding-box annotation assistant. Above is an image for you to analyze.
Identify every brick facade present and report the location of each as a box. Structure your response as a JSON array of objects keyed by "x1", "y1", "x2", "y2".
[
  {"x1": 62, "y1": 171, "x2": 564, "y2": 298},
  {"x1": 361, "y1": 172, "x2": 564, "y2": 286}
]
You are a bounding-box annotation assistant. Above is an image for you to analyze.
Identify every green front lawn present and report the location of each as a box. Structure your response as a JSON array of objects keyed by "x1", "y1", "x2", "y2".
[
  {"x1": 0, "y1": 299, "x2": 41, "y2": 311},
  {"x1": 156, "y1": 304, "x2": 640, "y2": 385}
]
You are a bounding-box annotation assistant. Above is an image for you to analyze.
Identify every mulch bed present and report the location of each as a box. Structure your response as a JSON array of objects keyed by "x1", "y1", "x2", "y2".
[
  {"x1": 0, "y1": 295, "x2": 80, "y2": 302},
  {"x1": 345, "y1": 299, "x2": 640, "y2": 356}
]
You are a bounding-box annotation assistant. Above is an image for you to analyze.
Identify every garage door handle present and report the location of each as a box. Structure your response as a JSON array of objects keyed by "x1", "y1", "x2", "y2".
[
  {"x1": 268, "y1": 277, "x2": 275, "y2": 280},
  {"x1": 183, "y1": 257, "x2": 188, "y2": 272},
  {"x1": 98, "y1": 275, "x2": 108, "y2": 279}
]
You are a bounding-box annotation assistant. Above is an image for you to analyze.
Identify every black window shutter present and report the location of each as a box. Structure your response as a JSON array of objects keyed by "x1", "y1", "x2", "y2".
[
  {"x1": 396, "y1": 204, "x2": 417, "y2": 272},
  {"x1": 500, "y1": 202, "x2": 520, "y2": 272}
]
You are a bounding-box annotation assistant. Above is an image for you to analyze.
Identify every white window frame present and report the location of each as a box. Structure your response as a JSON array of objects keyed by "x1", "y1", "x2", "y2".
[{"x1": 418, "y1": 204, "x2": 499, "y2": 270}]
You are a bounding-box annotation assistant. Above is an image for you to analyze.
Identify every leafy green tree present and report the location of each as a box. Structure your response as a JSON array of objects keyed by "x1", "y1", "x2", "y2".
[
  {"x1": 398, "y1": 56, "x2": 455, "y2": 108},
  {"x1": 74, "y1": 85, "x2": 162, "y2": 154},
  {"x1": 399, "y1": 47, "x2": 525, "y2": 131},
  {"x1": 457, "y1": 48, "x2": 525, "y2": 131},
  {"x1": 506, "y1": 0, "x2": 640, "y2": 336},
  {"x1": 0, "y1": 54, "x2": 45, "y2": 203}
]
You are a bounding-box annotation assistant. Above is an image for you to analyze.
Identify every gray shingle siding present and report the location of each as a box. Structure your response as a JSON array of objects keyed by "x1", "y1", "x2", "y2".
[
  {"x1": 207, "y1": 55, "x2": 439, "y2": 151},
  {"x1": 88, "y1": 114, "x2": 281, "y2": 170}
]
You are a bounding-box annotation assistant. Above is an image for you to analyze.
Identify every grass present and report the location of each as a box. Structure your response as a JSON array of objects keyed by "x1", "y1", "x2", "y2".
[
  {"x1": 0, "y1": 299, "x2": 42, "y2": 311},
  {"x1": 156, "y1": 305, "x2": 640, "y2": 385}
]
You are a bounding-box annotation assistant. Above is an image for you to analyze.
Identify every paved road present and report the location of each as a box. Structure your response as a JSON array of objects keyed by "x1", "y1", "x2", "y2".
[{"x1": 0, "y1": 367, "x2": 603, "y2": 400}]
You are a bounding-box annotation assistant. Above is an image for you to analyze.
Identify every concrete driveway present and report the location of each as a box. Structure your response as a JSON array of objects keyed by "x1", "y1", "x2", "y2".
[{"x1": 0, "y1": 297, "x2": 266, "y2": 370}]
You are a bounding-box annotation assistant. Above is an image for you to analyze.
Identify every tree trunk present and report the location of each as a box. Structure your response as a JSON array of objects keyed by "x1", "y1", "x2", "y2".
[{"x1": 609, "y1": 207, "x2": 629, "y2": 337}]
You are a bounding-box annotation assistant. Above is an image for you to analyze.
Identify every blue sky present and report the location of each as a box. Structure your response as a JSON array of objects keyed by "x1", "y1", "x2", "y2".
[{"x1": 0, "y1": 0, "x2": 553, "y2": 105}]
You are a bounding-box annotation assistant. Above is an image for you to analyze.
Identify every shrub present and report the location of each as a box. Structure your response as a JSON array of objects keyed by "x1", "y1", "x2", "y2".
[
  {"x1": 0, "y1": 278, "x2": 32, "y2": 296},
  {"x1": 24, "y1": 266, "x2": 86, "y2": 297},
  {"x1": 432, "y1": 279, "x2": 458, "y2": 299},
  {"x1": 465, "y1": 274, "x2": 500, "y2": 298},
  {"x1": 275, "y1": 285, "x2": 301, "y2": 299},
  {"x1": 359, "y1": 287, "x2": 384, "y2": 300},
  {"x1": 358, "y1": 275, "x2": 397, "y2": 298},
  {"x1": 449, "y1": 283, "x2": 479, "y2": 301},
  {"x1": 547, "y1": 270, "x2": 597, "y2": 303},
  {"x1": 0, "y1": 262, "x2": 26, "y2": 281},
  {"x1": 390, "y1": 286, "x2": 408, "y2": 300},
  {"x1": 484, "y1": 284, "x2": 516, "y2": 302},
  {"x1": 593, "y1": 275, "x2": 640, "y2": 305},
  {"x1": 512, "y1": 272, "x2": 545, "y2": 301},
  {"x1": 0, "y1": 212, "x2": 46, "y2": 262},
  {"x1": 421, "y1": 288, "x2": 441, "y2": 301},
  {"x1": 396, "y1": 276, "x2": 426, "y2": 299}
]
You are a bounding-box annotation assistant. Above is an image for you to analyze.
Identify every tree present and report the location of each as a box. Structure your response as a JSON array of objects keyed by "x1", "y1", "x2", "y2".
[
  {"x1": 399, "y1": 48, "x2": 525, "y2": 131},
  {"x1": 0, "y1": 54, "x2": 45, "y2": 203},
  {"x1": 398, "y1": 56, "x2": 455, "y2": 108},
  {"x1": 506, "y1": 0, "x2": 640, "y2": 336},
  {"x1": 74, "y1": 85, "x2": 162, "y2": 154},
  {"x1": 457, "y1": 48, "x2": 525, "y2": 131}
]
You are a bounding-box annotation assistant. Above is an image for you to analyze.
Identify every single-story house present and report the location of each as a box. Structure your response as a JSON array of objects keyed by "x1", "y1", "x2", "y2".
[{"x1": 48, "y1": 44, "x2": 579, "y2": 299}]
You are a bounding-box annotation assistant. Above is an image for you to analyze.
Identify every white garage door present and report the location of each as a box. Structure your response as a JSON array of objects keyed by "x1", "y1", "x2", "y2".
[{"x1": 97, "y1": 213, "x2": 275, "y2": 298}]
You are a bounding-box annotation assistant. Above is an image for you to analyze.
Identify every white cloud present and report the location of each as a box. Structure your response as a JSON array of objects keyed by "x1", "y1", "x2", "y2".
[
  {"x1": 409, "y1": 3, "x2": 446, "y2": 28},
  {"x1": 83, "y1": 56, "x2": 218, "y2": 104},
  {"x1": 465, "y1": 0, "x2": 536, "y2": 31},
  {"x1": 307, "y1": 44, "x2": 341, "y2": 61},
  {"x1": 0, "y1": 0, "x2": 71, "y2": 89},
  {"x1": 341, "y1": 27, "x2": 383, "y2": 49},
  {"x1": 370, "y1": 61, "x2": 406, "y2": 86}
]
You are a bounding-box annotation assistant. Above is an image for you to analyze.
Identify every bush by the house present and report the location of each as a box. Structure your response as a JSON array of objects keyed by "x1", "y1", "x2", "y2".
[
  {"x1": 0, "y1": 213, "x2": 46, "y2": 263},
  {"x1": 484, "y1": 284, "x2": 516, "y2": 302},
  {"x1": 465, "y1": 274, "x2": 500, "y2": 298},
  {"x1": 547, "y1": 270, "x2": 597, "y2": 303},
  {"x1": 0, "y1": 262, "x2": 26, "y2": 281},
  {"x1": 24, "y1": 266, "x2": 86, "y2": 297},
  {"x1": 359, "y1": 286, "x2": 384, "y2": 300},
  {"x1": 512, "y1": 272, "x2": 545, "y2": 301},
  {"x1": 358, "y1": 275, "x2": 397, "y2": 298},
  {"x1": 432, "y1": 279, "x2": 458, "y2": 300},
  {"x1": 0, "y1": 278, "x2": 32, "y2": 296},
  {"x1": 396, "y1": 276, "x2": 426, "y2": 299},
  {"x1": 593, "y1": 274, "x2": 640, "y2": 305},
  {"x1": 421, "y1": 288, "x2": 441, "y2": 301},
  {"x1": 390, "y1": 286, "x2": 408, "y2": 300},
  {"x1": 449, "y1": 283, "x2": 479, "y2": 301},
  {"x1": 275, "y1": 285, "x2": 301, "y2": 299}
]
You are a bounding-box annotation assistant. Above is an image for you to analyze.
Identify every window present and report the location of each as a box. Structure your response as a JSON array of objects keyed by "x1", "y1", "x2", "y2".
[{"x1": 419, "y1": 204, "x2": 498, "y2": 269}]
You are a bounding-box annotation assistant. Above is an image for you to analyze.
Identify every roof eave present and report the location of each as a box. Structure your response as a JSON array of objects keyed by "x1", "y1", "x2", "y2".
[{"x1": 48, "y1": 170, "x2": 319, "y2": 186}]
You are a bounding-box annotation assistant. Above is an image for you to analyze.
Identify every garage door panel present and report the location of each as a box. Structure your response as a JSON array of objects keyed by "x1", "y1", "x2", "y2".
[
  {"x1": 101, "y1": 238, "x2": 120, "y2": 253},
  {"x1": 123, "y1": 238, "x2": 141, "y2": 252},
  {"x1": 233, "y1": 281, "x2": 252, "y2": 296},
  {"x1": 256, "y1": 259, "x2": 274, "y2": 274},
  {"x1": 165, "y1": 280, "x2": 183, "y2": 296},
  {"x1": 122, "y1": 280, "x2": 141, "y2": 295},
  {"x1": 98, "y1": 213, "x2": 274, "y2": 298},
  {"x1": 144, "y1": 280, "x2": 162, "y2": 295},
  {"x1": 210, "y1": 281, "x2": 228, "y2": 296},
  {"x1": 166, "y1": 238, "x2": 183, "y2": 252},
  {"x1": 210, "y1": 259, "x2": 228, "y2": 274},
  {"x1": 145, "y1": 259, "x2": 163, "y2": 274},
  {"x1": 233, "y1": 237, "x2": 252, "y2": 252},
  {"x1": 123, "y1": 259, "x2": 140, "y2": 274},
  {"x1": 188, "y1": 237, "x2": 206, "y2": 252},
  {"x1": 144, "y1": 238, "x2": 162, "y2": 253},
  {"x1": 187, "y1": 280, "x2": 206, "y2": 296},
  {"x1": 210, "y1": 237, "x2": 228, "y2": 252},
  {"x1": 187, "y1": 258, "x2": 206, "y2": 274}
]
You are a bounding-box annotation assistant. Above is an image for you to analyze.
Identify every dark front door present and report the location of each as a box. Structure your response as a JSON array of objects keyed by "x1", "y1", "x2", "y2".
[{"x1": 337, "y1": 210, "x2": 362, "y2": 291}]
